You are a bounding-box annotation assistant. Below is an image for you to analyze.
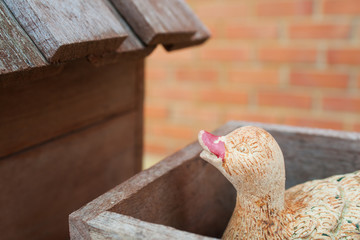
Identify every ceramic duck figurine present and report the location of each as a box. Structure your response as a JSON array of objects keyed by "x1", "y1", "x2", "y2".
[{"x1": 198, "y1": 126, "x2": 360, "y2": 240}]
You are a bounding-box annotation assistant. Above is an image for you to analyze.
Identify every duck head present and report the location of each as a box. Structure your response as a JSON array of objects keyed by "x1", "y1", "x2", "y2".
[{"x1": 198, "y1": 126, "x2": 285, "y2": 209}]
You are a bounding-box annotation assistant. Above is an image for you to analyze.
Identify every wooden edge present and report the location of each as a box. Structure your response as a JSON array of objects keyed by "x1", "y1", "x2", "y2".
[
  {"x1": 133, "y1": 60, "x2": 145, "y2": 173},
  {"x1": 0, "y1": 63, "x2": 64, "y2": 87},
  {"x1": 0, "y1": 1, "x2": 49, "y2": 77},
  {"x1": 48, "y1": 37, "x2": 127, "y2": 63},
  {"x1": 226, "y1": 121, "x2": 360, "y2": 141},
  {"x1": 163, "y1": 2, "x2": 211, "y2": 51},
  {"x1": 105, "y1": 1, "x2": 151, "y2": 56},
  {"x1": 69, "y1": 216, "x2": 91, "y2": 240},
  {"x1": 87, "y1": 46, "x2": 155, "y2": 67},
  {"x1": 110, "y1": 0, "x2": 198, "y2": 45},
  {"x1": 87, "y1": 211, "x2": 216, "y2": 240},
  {"x1": 147, "y1": 32, "x2": 196, "y2": 45},
  {"x1": 4, "y1": 0, "x2": 128, "y2": 63},
  {"x1": 69, "y1": 123, "x2": 234, "y2": 221},
  {"x1": 163, "y1": 37, "x2": 209, "y2": 51}
]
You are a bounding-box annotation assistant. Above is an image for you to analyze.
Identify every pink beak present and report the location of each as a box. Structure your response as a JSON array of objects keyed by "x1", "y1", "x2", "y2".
[{"x1": 199, "y1": 130, "x2": 226, "y2": 160}]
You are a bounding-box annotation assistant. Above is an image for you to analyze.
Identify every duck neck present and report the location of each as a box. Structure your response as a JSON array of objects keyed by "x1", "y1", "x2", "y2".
[{"x1": 222, "y1": 190, "x2": 289, "y2": 239}]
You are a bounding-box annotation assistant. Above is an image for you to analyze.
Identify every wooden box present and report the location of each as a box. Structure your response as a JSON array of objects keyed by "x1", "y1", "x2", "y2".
[
  {"x1": 70, "y1": 121, "x2": 360, "y2": 239},
  {"x1": 0, "y1": 1, "x2": 209, "y2": 239}
]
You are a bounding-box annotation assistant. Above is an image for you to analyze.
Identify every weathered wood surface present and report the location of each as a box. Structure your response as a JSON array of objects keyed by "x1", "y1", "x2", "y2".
[
  {"x1": 4, "y1": 0, "x2": 127, "y2": 62},
  {"x1": 0, "y1": 112, "x2": 138, "y2": 240},
  {"x1": 163, "y1": 3, "x2": 210, "y2": 51},
  {"x1": 69, "y1": 123, "x2": 237, "y2": 239},
  {"x1": 70, "y1": 121, "x2": 360, "y2": 239},
  {"x1": 88, "y1": 211, "x2": 216, "y2": 240},
  {"x1": 0, "y1": 1, "x2": 47, "y2": 75},
  {"x1": 113, "y1": 11, "x2": 154, "y2": 57},
  {"x1": 110, "y1": 0, "x2": 198, "y2": 45},
  {"x1": 0, "y1": 59, "x2": 142, "y2": 159}
]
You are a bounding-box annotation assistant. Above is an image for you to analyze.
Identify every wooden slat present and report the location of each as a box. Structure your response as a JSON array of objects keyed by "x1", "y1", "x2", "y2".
[
  {"x1": 69, "y1": 123, "x2": 237, "y2": 239},
  {"x1": 0, "y1": 58, "x2": 143, "y2": 159},
  {"x1": 0, "y1": 1, "x2": 47, "y2": 75},
  {"x1": 110, "y1": 0, "x2": 198, "y2": 45},
  {"x1": 4, "y1": 0, "x2": 128, "y2": 62},
  {"x1": 0, "y1": 112, "x2": 139, "y2": 240},
  {"x1": 87, "y1": 15, "x2": 156, "y2": 65},
  {"x1": 163, "y1": 3, "x2": 211, "y2": 51},
  {"x1": 70, "y1": 122, "x2": 360, "y2": 239},
  {"x1": 88, "y1": 211, "x2": 216, "y2": 240}
]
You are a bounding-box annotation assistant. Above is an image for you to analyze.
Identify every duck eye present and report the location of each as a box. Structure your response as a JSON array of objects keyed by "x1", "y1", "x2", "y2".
[{"x1": 236, "y1": 144, "x2": 249, "y2": 154}]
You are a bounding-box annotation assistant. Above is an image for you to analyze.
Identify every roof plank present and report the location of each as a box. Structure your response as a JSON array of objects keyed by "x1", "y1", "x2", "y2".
[
  {"x1": 4, "y1": 0, "x2": 128, "y2": 63},
  {"x1": 110, "y1": 0, "x2": 198, "y2": 45},
  {"x1": 163, "y1": 3, "x2": 211, "y2": 51},
  {"x1": 0, "y1": 1, "x2": 47, "y2": 75}
]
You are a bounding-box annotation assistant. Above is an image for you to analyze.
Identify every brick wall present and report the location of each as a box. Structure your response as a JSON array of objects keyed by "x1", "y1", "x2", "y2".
[{"x1": 144, "y1": 0, "x2": 360, "y2": 167}]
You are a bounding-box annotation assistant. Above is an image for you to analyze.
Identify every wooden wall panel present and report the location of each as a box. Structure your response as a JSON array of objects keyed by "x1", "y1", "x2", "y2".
[
  {"x1": 4, "y1": 0, "x2": 127, "y2": 62},
  {"x1": 0, "y1": 59, "x2": 142, "y2": 159},
  {"x1": 0, "y1": 1, "x2": 47, "y2": 75},
  {"x1": 0, "y1": 112, "x2": 138, "y2": 240}
]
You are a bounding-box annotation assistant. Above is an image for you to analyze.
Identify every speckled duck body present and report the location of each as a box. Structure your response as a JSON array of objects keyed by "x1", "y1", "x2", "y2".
[{"x1": 198, "y1": 126, "x2": 360, "y2": 239}]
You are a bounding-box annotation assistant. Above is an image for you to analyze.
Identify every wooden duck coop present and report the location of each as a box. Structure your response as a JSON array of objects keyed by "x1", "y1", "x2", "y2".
[
  {"x1": 0, "y1": 0, "x2": 209, "y2": 239},
  {"x1": 70, "y1": 121, "x2": 360, "y2": 239}
]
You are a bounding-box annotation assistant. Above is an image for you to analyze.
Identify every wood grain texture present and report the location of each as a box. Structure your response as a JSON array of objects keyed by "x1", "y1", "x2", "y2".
[
  {"x1": 0, "y1": 1, "x2": 47, "y2": 75},
  {"x1": 110, "y1": 0, "x2": 197, "y2": 45},
  {"x1": 70, "y1": 122, "x2": 360, "y2": 239},
  {"x1": 163, "y1": 3, "x2": 210, "y2": 51},
  {"x1": 88, "y1": 211, "x2": 216, "y2": 240},
  {"x1": 0, "y1": 59, "x2": 143, "y2": 159},
  {"x1": 4, "y1": 0, "x2": 128, "y2": 62},
  {"x1": 0, "y1": 112, "x2": 139, "y2": 240},
  {"x1": 69, "y1": 123, "x2": 237, "y2": 239}
]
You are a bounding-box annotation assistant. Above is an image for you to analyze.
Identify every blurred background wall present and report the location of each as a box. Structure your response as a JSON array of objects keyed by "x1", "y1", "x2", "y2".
[{"x1": 144, "y1": 0, "x2": 360, "y2": 168}]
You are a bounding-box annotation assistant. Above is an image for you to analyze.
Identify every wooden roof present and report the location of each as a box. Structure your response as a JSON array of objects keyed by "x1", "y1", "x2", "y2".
[{"x1": 0, "y1": 0, "x2": 210, "y2": 78}]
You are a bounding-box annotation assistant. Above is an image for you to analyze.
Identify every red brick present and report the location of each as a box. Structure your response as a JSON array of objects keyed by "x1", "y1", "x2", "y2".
[
  {"x1": 146, "y1": 68, "x2": 167, "y2": 82},
  {"x1": 176, "y1": 68, "x2": 218, "y2": 82},
  {"x1": 323, "y1": 0, "x2": 360, "y2": 14},
  {"x1": 144, "y1": 142, "x2": 167, "y2": 155},
  {"x1": 146, "y1": 87, "x2": 194, "y2": 101},
  {"x1": 174, "y1": 107, "x2": 220, "y2": 123},
  {"x1": 200, "y1": 47, "x2": 250, "y2": 61},
  {"x1": 328, "y1": 49, "x2": 360, "y2": 65},
  {"x1": 229, "y1": 69, "x2": 279, "y2": 86},
  {"x1": 204, "y1": 22, "x2": 219, "y2": 38},
  {"x1": 289, "y1": 24, "x2": 350, "y2": 39},
  {"x1": 258, "y1": 47, "x2": 317, "y2": 63},
  {"x1": 225, "y1": 112, "x2": 280, "y2": 124},
  {"x1": 150, "y1": 47, "x2": 193, "y2": 62},
  {"x1": 144, "y1": 104, "x2": 168, "y2": 119},
  {"x1": 323, "y1": 96, "x2": 360, "y2": 112},
  {"x1": 148, "y1": 124, "x2": 195, "y2": 140},
  {"x1": 353, "y1": 123, "x2": 360, "y2": 132},
  {"x1": 258, "y1": 91, "x2": 312, "y2": 109},
  {"x1": 225, "y1": 24, "x2": 278, "y2": 39},
  {"x1": 290, "y1": 70, "x2": 348, "y2": 88},
  {"x1": 199, "y1": 89, "x2": 248, "y2": 104},
  {"x1": 196, "y1": 2, "x2": 248, "y2": 19},
  {"x1": 257, "y1": 0, "x2": 313, "y2": 17},
  {"x1": 284, "y1": 117, "x2": 343, "y2": 130}
]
